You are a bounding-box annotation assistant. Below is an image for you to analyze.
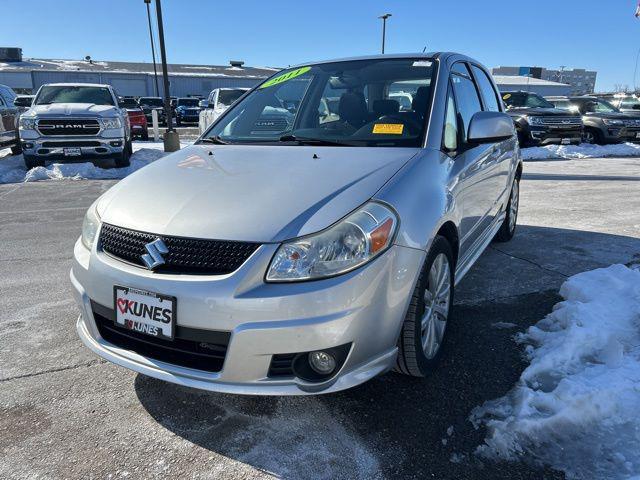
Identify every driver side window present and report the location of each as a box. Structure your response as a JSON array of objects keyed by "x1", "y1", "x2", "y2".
[{"x1": 443, "y1": 85, "x2": 458, "y2": 152}]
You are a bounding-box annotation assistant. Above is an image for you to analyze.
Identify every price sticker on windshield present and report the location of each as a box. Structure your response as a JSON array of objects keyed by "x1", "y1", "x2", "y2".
[
  {"x1": 259, "y1": 66, "x2": 311, "y2": 89},
  {"x1": 372, "y1": 124, "x2": 404, "y2": 135}
]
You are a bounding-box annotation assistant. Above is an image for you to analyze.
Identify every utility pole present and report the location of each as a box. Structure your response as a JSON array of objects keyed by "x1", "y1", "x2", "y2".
[
  {"x1": 378, "y1": 14, "x2": 392, "y2": 54},
  {"x1": 154, "y1": 0, "x2": 180, "y2": 151},
  {"x1": 144, "y1": 0, "x2": 160, "y2": 96}
]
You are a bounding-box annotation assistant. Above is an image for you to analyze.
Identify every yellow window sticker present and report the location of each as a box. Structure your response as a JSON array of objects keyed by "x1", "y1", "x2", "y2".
[
  {"x1": 502, "y1": 93, "x2": 512, "y2": 100},
  {"x1": 259, "y1": 66, "x2": 311, "y2": 89},
  {"x1": 372, "y1": 124, "x2": 404, "y2": 135}
]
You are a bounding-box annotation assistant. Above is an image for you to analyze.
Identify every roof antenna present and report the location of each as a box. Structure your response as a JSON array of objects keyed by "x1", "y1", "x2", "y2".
[{"x1": 422, "y1": 46, "x2": 427, "y2": 53}]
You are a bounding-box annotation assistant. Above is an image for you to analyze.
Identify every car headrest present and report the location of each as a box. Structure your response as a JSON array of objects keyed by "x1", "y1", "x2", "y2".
[
  {"x1": 412, "y1": 86, "x2": 430, "y2": 112},
  {"x1": 373, "y1": 99, "x2": 400, "y2": 117},
  {"x1": 338, "y1": 92, "x2": 369, "y2": 128}
]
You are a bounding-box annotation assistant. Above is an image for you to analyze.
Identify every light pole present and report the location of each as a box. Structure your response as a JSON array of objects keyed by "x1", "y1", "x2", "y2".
[
  {"x1": 154, "y1": 0, "x2": 180, "y2": 151},
  {"x1": 378, "y1": 13, "x2": 392, "y2": 54},
  {"x1": 143, "y1": 0, "x2": 160, "y2": 96}
]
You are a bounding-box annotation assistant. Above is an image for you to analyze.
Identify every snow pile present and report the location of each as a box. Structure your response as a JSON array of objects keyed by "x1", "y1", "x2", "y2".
[
  {"x1": 522, "y1": 142, "x2": 640, "y2": 161},
  {"x1": 0, "y1": 142, "x2": 190, "y2": 184},
  {"x1": 471, "y1": 264, "x2": 640, "y2": 480}
]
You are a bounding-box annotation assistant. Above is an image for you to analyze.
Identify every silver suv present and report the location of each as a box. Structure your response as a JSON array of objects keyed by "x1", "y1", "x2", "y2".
[
  {"x1": 18, "y1": 83, "x2": 132, "y2": 169},
  {"x1": 72, "y1": 53, "x2": 521, "y2": 395}
]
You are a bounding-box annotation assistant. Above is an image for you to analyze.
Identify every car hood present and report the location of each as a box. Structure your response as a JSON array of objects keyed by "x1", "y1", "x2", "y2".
[
  {"x1": 583, "y1": 112, "x2": 628, "y2": 120},
  {"x1": 506, "y1": 107, "x2": 580, "y2": 117},
  {"x1": 27, "y1": 103, "x2": 120, "y2": 117},
  {"x1": 98, "y1": 144, "x2": 419, "y2": 243}
]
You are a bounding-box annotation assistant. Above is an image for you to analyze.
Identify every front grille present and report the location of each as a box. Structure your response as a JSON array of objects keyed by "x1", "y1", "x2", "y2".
[
  {"x1": 539, "y1": 116, "x2": 583, "y2": 126},
  {"x1": 624, "y1": 119, "x2": 640, "y2": 128},
  {"x1": 92, "y1": 302, "x2": 229, "y2": 373},
  {"x1": 37, "y1": 118, "x2": 100, "y2": 136},
  {"x1": 99, "y1": 223, "x2": 261, "y2": 275},
  {"x1": 268, "y1": 353, "x2": 296, "y2": 377},
  {"x1": 42, "y1": 140, "x2": 101, "y2": 148}
]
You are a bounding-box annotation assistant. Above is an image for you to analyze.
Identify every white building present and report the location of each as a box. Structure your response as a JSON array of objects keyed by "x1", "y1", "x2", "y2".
[
  {"x1": 492, "y1": 66, "x2": 597, "y2": 95},
  {"x1": 493, "y1": 75, "x2": 572, "y2": 97}
]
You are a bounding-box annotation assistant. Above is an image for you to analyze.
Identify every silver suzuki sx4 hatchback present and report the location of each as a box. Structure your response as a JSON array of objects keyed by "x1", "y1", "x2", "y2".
[{"x1": 72, "y1": 53, "x2": 521, "y2": 395}]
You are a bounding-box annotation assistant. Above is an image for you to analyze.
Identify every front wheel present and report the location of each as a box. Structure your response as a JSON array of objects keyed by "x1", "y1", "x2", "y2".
[
  {"x1": 495, "y1": 176, "x2": 520, "y2": 242},
  {"x1": 24, "y1": 154, "x2": 44, "y2": 170},
  {"x1": 395, "y1": 236, "x2": 455, "y2": 377},
  {"x1": 114, "y1": 140, "x2": 132, "y2": 168},
  {"x1": 10, "y1": 143, "x2": 22, "y2": 155}
]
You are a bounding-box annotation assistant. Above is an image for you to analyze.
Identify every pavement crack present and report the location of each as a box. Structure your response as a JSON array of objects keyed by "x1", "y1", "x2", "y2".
[
  {"x1": 489, "y1": 245, "x2": 570, "y2": 278},
  {"x1": 0, "y1": 359, "x2": 106, "y2": 383}
]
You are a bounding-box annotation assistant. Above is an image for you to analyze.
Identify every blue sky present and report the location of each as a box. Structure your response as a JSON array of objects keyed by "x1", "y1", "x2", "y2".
[{"x1": 1, "y1": 0, "x2": 639, "y2": 91}]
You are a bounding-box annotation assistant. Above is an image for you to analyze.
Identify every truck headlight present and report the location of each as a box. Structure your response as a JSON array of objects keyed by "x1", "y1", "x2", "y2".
[
  {"x1": 81, "y1": 204, "x2": 101, "y2": 250},
  {"x1": 19, "y1": 117, "x2": 36, "y2": 130},
  {"x1": 266, "y1": 202, "x2": 398, "y2": 282},
  {"x1": 526, "y1": 116, "x2": 545, "y2": 126},
  {"x1": 101, "y1": 117, "x2": 122, "y2": 129},
  {"x1": 603, "y1": 119, "x2": 624, "y2": 126}
]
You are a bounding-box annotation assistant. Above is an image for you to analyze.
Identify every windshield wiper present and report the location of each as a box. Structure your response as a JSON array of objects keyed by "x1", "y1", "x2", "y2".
[
  {"x1": 279, "y1": 134, "x2": 350, "y2": 147},
  {"x1": 200, "y1": 136, "x2": 230, "y2": 145}
]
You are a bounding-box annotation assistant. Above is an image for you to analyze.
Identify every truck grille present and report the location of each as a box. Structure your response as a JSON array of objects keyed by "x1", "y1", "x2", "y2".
[
  {"x1": 99, "y1": 223, "x2": 261, "y2": 275},
  {"x1": 539, "y1": 116, "x2": 583, "y2": 126},
  {"x1": 37, "y1": 118, "x2": 100, "y2": 136},
  {"x1": 624, "y1": 119, "x2": 640, "y2": 128},
  {"x1": 91, "y1": 302, "x2": 229, "y2": 373}
]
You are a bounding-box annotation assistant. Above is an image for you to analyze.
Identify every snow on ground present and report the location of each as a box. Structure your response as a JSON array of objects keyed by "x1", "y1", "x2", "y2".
[
  {"x1": 470, "y1": 264, "x2": 640, "y2": 480},
  {"x1": 522, "y1": 142, "x2": 640, "y2": 161},
  {"x1": 0, "y1": 141, "x2": 192, "y2": 184}
]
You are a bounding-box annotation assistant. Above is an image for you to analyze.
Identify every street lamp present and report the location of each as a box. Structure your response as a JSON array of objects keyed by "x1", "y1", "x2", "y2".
[
  {"x1": 153, "y1": 0, "x2": 180, "y2": 152},
  {"x1": 143, "y1": 0, "x2": 160, "y2": 96},
  {"x1": 378, "y1": 13, "x2": 392, "y2": 54}
]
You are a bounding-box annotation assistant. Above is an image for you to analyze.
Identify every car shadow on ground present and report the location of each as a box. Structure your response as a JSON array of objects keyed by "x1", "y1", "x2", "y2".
[{"x1": 133, "y1": 226, "x2": 640, "y2": 480}]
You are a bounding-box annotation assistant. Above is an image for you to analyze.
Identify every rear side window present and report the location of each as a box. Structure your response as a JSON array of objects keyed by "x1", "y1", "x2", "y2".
[
  {"x1": 451, "y1": 63, "x2": 483, "y2": 142},
  {"x1": 471, "y1": 65, "x2": 500, "y2": 112}
]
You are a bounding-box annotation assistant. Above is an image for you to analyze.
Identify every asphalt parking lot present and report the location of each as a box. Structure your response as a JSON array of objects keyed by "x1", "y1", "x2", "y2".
[{"x1": 1, "y1": 155, "x2": 639, "y2": 479}]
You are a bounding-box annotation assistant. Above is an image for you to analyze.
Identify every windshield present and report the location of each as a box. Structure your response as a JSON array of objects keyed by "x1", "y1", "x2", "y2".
[
  {"x1": 502, "y1": 92, "x2": 554, "y2": 109},
  {"x1": 120, "y1": 98, "x2": 139, "y2": 108},
  {"x1": 178, "y1": 98, "x2": 199, "y2": 107},
  {"x1": 202, "y1": 59, "x2": 434, "y2": 147},
  {"x1": 139, "y1": 98, "x2": 163, "y2": 107},
  {"x1": 589, "y1": 99, "x2": 618, "y2": 113},
  {"x1": 619, "y1": 97, "x2": 640, "y2": 109},
  {"x1": 35, "y1": 86, "x2": 114, "y2": 106},
  {"x1": 217, "y1": 89, "x2": 247, "y2": 108}
]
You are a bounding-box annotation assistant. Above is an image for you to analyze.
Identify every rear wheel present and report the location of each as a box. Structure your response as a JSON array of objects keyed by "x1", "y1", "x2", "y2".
[
  {"x1": 495, "y1": 175, "x2": 520, "y2": 242},
  {"x1": 395, "y1": 236, "x2": 455, "y2": 377},
  {"x1": 24, "y1": 154, "x2": 44, "y2": 170},
  {"x1": 141, "y1": 129, "x2": 149, "y2": 141},
  {"x1": 10, "y1": 143, "x2": 22, "y2": 155}
]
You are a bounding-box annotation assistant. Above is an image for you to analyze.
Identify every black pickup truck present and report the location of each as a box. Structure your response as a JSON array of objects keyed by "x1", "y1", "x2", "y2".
[
  {"x1": 0, "y1": 83, "x2": 21, "y2": 155},
  {"x1": 501, "y1": 91, "x2": 584, "y2": 147}
]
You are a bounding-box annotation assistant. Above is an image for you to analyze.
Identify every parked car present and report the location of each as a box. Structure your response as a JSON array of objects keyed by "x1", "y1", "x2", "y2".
[
  {"x1": 198, "y1": 87, "x2": 249, "y2": 134},
  {"x1": 14, "y1": 95, "x2": 35, "y2": 113},
  {"x1": 73, "y1": 53, "x2": 521, "y2": 395},
  {"x1": 18, "y1": 83, "x2": 132, "y2": 169},
  {"x1": 175, "y1": 97, "x2": 201, "y2": 126},
  {"x1": 501, "y1": 91, "x2": 583, "y2": 146},
  {"x1": 0, "y1": 84, "x2": 21, "y2": 155},
  {"x1": 120, "y1": 97, "x2": 148, "y2": 141},
  {"x1": 598, "y1": 93, "x2": 640, "y2": 114},
  {"x1": 546, "y1": 96, "x2": 640, "y2": 144},
  {"x1": 137, "y1": 97, "x2": 165, "y2": 124}
]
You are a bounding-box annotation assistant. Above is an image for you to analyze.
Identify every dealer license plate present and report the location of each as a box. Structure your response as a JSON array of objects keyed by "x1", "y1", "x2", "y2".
[
  {"x1": 63, "y1": 147, "x2": 82, "y2": 156},
  {"x1": 561, "y1": 138, "x2": 571, "y2": 145},
  {"x1": 114, "y1": 286, "x2": 175, "y2": 340}
]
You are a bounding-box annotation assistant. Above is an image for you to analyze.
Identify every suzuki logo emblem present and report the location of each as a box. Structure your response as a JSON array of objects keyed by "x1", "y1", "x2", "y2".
[{"x1": 141, "y1": 238, "x2": 169, "y2": 270}]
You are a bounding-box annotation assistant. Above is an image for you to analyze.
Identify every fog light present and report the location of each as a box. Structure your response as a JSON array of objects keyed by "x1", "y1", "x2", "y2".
[
  {"x1": 110, "y1": 140, "x2": 122, "y2": 147},
  {"x1": 308, "y1": 351, "x2": 336, "y2": 374}
]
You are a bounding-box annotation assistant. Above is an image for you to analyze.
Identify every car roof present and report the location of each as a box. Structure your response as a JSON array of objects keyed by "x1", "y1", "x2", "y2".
[
  {"x1": 286, "y1": 52, "x2": 488, "y2": 69},
  {"x1": 42, "y1": 83, "x2": 111, "y2": 88}
]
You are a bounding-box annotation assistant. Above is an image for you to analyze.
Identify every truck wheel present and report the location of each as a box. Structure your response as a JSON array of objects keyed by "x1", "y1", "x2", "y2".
[
  {"x1": 24, "y1": 154, "x2": 44, "y2": 170},
  {"x1": 11, "y1": 143, "x2": 22, "y2": 155},
  {"x1": 495, "y1": 175, "x2": 520, "y2": 243},
  {"x1": 583, "y1": 128, "x2": 602, "y2": 145},
  {"x1": 141, "y1": 129, "x2": 149, "y2": 141},
  {"x1": 395, "y1": 236, "x2": 455, "y2": 377},
  {"x1": 114, "y1": 141, "x2": 132, "y2": 168},
  {"x1": 176, "y1": 117, "x2": 182, "y2": 127}
]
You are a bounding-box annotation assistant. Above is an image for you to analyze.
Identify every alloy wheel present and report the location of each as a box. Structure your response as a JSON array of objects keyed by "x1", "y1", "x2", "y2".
[
  {"x1": 421, "y1": 253, "x2": 451, "y2": 359},
  {"x1": 584, "y1": 131, "x2": 595, "y2": 144}
]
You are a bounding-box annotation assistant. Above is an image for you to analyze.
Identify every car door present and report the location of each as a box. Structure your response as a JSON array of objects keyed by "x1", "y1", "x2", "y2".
[
  {"x1": 447, "y1": 63, "x2": 500, "y2": 257},
  {"x1": 0, "y1": 95, "x2": 15, "y2": 145}
]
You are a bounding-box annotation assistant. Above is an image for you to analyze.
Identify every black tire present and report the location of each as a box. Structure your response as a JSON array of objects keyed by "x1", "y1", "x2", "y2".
[
  {"x1": 176, "y1": 117, "x2": 182, "y2": 127},
  {"x1": 24, "y1": 154, "x2": 44, "y2": 170},
  {"x1": 141, "y1": 129, "x2": 149, "y2": 141},
  {"x1": 10, "y1": 143, "x2": 22, "y2": 155},
  {"x1": 495, "y1": 175, "x2": 520, "y2": 243},
  {"x1": 395, "y1": 236, "x2": 455, "y2": 377},
  {"x1": 114, "y1": 140, "x2": 132, "y2": 168},
  {"x1": 583, "y1": 128, "x2": 602, "y2": 145}
]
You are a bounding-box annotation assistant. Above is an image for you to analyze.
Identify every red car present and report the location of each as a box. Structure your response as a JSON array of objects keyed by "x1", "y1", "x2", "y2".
[{"x1": 121, "y1": 98, "x2": 149, "y2": 140}]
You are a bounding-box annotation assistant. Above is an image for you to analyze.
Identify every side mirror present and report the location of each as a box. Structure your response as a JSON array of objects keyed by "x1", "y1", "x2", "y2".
[
  {"x1": 14, "y1": 96, "x2": 33, "y2": 108},
  {"x1": 467, "y1": 111, "x2": 515, "y2": 144},
  {"x1": 199, "y1": 100, "x2": 209, "y2": 109}
]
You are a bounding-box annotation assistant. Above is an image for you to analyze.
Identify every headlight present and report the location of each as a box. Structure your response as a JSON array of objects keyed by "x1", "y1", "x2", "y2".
[
  {"x1": 19, "y1": 116, "x2": 36, "y2": 130},
  {"x1": 603, "y1": 119, "x2": 624, "y2": 126},
  {"x1": 526, "y1": 116, "x2": 545, "y2": 126},
  {"x1": 101, "y1": 117, "x2": 122, "y2": 129},
  {"x1": 266, "y1": 202, "x2": 398, "y2": 282},
  {"x1": 81, "y1": 204, "x2": 101, "y2": 250}
]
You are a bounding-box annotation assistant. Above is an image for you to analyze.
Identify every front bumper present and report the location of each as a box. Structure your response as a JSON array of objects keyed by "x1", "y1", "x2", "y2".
[
  {"x1": 525, "y1": 125, "x2": 583, "y2": 146},
  {"x1": 71, "y1": 237, "x2": 425, "y2": 395},
  {"x1": 19, "y1": 128, "x2": 126, "y2": 159}
]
